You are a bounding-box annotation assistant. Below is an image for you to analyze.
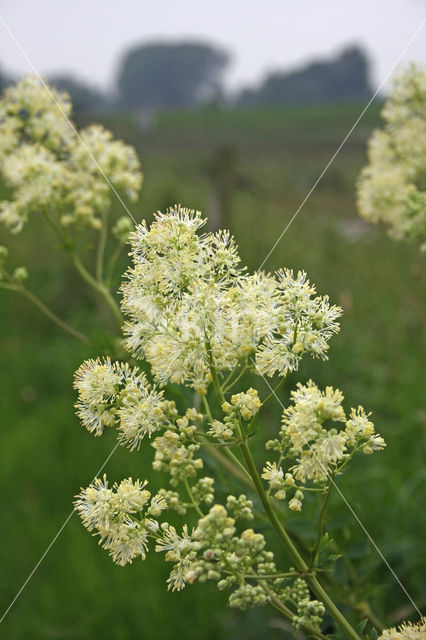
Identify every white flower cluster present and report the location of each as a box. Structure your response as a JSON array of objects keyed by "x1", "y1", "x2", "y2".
[
  {"x1": 121, "y1": 207, "x2": 341, "y2": 391},
  {"x1": 71, "y1": 209, "x2": 385, "y2": 633},
  {"x1": 357, "y1": 64, "x2": 426, "y2": 250},
  {"x1": 0, "y1": 77, "x2": 142, "y2": 233},
  {"x1": 74, "y1": 476, "x2": 166, "y2": 566},
  {"x1": 264, "y1": 381, "x2": 386, "y2": 500},
  {"x1": 379, "y1": 618, "x2": 425, "y2": 640},
  {"x1": 74, "y1": 357, "x2": 176, "y2": 447}
]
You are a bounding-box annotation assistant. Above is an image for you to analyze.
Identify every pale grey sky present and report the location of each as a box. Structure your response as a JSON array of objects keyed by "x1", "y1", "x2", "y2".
[{"x1": 0, "y1": 0, "x2": 425, "y2": 95}]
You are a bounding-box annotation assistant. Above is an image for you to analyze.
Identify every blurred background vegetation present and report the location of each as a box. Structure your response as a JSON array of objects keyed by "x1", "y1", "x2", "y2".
[{"x1": 0, "y1": 40, "x2": 425, "y2": 640}]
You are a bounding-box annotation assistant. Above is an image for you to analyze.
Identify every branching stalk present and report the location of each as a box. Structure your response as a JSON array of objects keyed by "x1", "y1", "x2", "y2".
[
  {"x1": 238, "y1": 433, "x2": 361, "y2": 640},
  {"x1": 69, "y1": 251, "x2": 122, "y2": 328},
  {"x1": 96, "y1": 211, "x2": 108, "y2": 282},
  {"x1": 309, "y1": 481, "x2": 334, "y2": 570},
  {"x1": 0, "y1": 269, "x2": 90, "y2": 345},
  {"x1": 183, "y1": 478, "x2": 204, "y2": 518}
]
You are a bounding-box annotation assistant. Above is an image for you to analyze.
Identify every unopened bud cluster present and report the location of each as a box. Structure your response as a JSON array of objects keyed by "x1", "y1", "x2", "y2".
[{"x1": 264, "y1": 380, "x2": 385, "y2": 506}]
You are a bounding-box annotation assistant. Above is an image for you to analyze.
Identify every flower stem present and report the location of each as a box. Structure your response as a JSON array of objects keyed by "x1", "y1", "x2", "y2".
[
  {"x1": 201, "y1": 393, "x2": 252, "y2": 484},
  {"x1": 106, "y1": 241, "x2": 124, "y2": 287},
  {"x1": 262, "y1": 375, "x2": 287, "y2": 406},
  {"x1": 42, "y1": 210, "x2": 122, "y2": 329},
  {"x1": 309, "y1": 480, "x2": 333, "y2": 570},
  {"x1": 96, "y1": 211, "x2": 108, "y2": 282},
  {"x1": 183, "y1": 478, "x2": 204, "y2": 518},
  {"x1": 1, "y1": 273, "x2": 91, "y2": 344},
  {"x1": 69, "y1": 251, "x2": 122, "y2": 328},
  {"x1": 238, "y1": 435, "x2": 361, "y2": 640},
  {"x1": 223, "y1": 364, "x2": 248, "y2": 393}
]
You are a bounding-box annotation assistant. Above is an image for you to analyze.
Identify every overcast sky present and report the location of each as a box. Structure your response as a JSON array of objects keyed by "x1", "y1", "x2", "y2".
[{"x1": 0, "y1": 0, "x2": 425, "y2": 95}]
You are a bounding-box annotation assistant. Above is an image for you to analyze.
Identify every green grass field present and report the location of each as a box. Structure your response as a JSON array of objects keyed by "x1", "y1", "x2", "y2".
[{"x1": 1, "y1": 103, "x2": 425, "y2": 639}]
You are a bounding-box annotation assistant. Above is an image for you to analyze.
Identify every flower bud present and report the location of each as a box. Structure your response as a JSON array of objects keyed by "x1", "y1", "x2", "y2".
[{"x1": 13, "y1": 266, "x2": 28, "y2": 282}]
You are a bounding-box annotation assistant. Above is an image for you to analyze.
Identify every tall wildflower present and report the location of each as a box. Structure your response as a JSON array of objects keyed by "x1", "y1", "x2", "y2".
[
  {"x1": 357, "y1": 64, "x2": 426, "y2": 250},
  {"x1": 73, "y1": 208, "x2": 387, "y2": 640}
]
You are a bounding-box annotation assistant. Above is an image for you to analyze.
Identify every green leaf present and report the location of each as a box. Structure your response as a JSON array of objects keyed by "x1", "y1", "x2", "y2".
[{"x1": 356, "y1": 618, "x2": 368, "y2": 633}]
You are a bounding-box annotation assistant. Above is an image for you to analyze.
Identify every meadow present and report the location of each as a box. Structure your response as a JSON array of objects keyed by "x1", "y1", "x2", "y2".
[{"x1": 0, "y1": 102, "x2": 425, "y2": 639}]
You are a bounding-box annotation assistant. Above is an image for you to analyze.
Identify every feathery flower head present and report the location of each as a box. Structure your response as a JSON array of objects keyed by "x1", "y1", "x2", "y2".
[
  {"x1": 379, "y1": 618, "x2": 426, "y2": 640},
  {"x1": 264, "y1": 380, "x2": 386, "y2": 491},
  {"x1": 74, "y1": 475, "x2": 163, "y2": 565},
  {"x1": 121, "y1": 208, "x2": 342, "y2": 389},
  {"x1": 74, "y1": 357, "x2": 170, "y2": 444}
]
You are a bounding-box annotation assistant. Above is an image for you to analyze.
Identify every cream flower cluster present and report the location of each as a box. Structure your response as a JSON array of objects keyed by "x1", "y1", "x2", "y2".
[
  {"x1": 121, "y1": 207, "x2": 341, "y2": 391},
  {"x1": 73, "y1": 209, "x2": 386, "y2": 631},
  {"x1": 357, "y1": 64, "x2": 426, "y2": 250},
  {"x1": 74, "y1": 357, "x2": 176, "y2": 446},
  {"x1": 74, "y1": 476, "x2": 166, "y2": 566},
  {"x1": 75, "y1": 470, "x2": 324, "y2": 622},
  {"x1": 0, "y1": 77, "x2": 142, "y2": 233},
  {"x1": 264, "y1": 380, "x2": 385, "y2": 502},
  {"x1": 379, "y1": 618, "x2": 425, "y2": 640}
]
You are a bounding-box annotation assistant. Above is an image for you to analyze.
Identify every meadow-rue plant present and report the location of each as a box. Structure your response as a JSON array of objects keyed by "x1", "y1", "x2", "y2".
[
  {"x1": 1, "y1": 74, "x2": 421, "y2": 640},
  {"x1": 0, "y1": 77, "x2": 142, "y2": 341},
  {"x1": 357, "y1": 64, "x2": 426, "y2": 251},
  {"x1": 74, "y1": 207, "x2": 389, "y2": 640}
]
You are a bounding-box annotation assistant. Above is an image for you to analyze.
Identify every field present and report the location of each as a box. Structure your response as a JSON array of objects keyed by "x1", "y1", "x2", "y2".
[{"x1": 0, "y1": 103, "x2": 425, "y2": 639}]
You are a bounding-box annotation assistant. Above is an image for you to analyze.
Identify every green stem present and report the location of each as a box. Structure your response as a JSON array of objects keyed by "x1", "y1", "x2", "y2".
[
  {"x1": 183, "y1": 478, "x2": 204, "y2": 518},
  {"x1": 262, "y1": 375, "x2": 287, "y2": 406},
  {"x1": 106, "y1": 241, "x2": 124, "y2": 287},
  {"x1": 243, "y1": 572, "x2": 298, "y2": 580},
  {"x1": 201, "y1": 395, "x2": 213, "y2": 421},
  {"x1": 42, "y1": 210, "x2": 122, "y2": 329},
  {"x1": 96, "y1": 211, "x2": 108, "y2": 282},
  {"x1": 223, "y1": 364, "x2": 248, "y2": 393},
  {"x1": 309, "y1": 481, "x2": 333, "y2": 570},
  {"x1": 201, "y1": 394, "x2": 252, "y2": 484},
  {"x1": 69, "y1": 251, "x2": 122, "y2": 328},
  {"x1": 0, "y1": 281, "x2": 19, "y2": 291},
  {"x1": 239, "y1": 436, "x2": 361, "y2": 640},
  {"x1": 13, "y1": 283, "x2": 91, "y2": 344}
]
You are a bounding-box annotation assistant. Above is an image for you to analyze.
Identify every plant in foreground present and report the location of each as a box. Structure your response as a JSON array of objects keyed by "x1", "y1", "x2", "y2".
[
  {"x1": 74, "y1": 207, "x2": 390, "y2": 640},
  {"x1": 357, "y1": 63, "x2": 426, "y2": 251}
]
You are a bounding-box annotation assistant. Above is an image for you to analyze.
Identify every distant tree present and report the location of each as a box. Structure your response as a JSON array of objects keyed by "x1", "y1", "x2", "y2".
[
  {"x1": 116, "y1": 41, "x2": 230, "y2": 110},
  {"x1": 48, "y1": 74, "x2": 107, "y2": 114},
  {"x1": 237, "y1": 46, "x2": 371, "y2": 107}
]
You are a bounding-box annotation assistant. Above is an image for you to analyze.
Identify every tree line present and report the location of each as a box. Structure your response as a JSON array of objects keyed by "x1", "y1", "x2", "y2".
[{"x1": 0, "y1": 42, "x2": 371, "y2": 114}]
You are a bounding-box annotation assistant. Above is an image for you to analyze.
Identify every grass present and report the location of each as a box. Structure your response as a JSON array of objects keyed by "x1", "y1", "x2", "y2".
[{"x1": 0, "y1": 102, "x2": 425, "y2": 639}]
